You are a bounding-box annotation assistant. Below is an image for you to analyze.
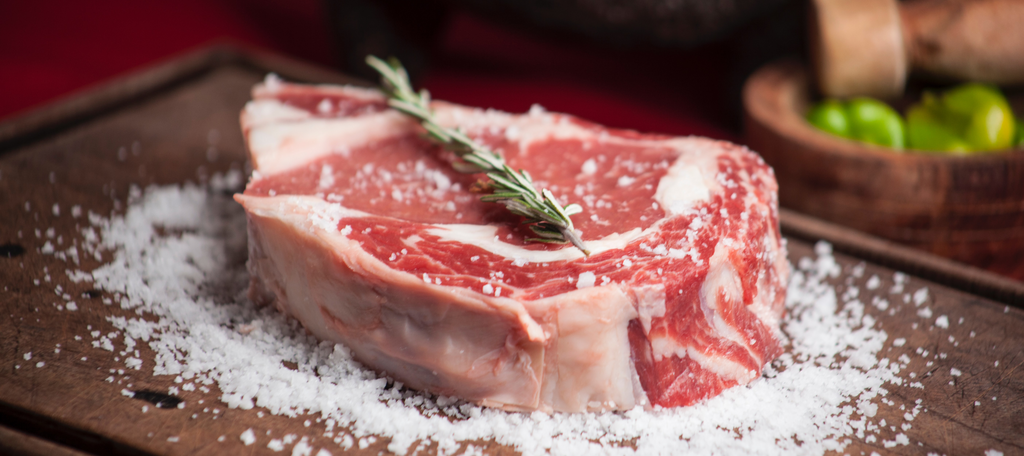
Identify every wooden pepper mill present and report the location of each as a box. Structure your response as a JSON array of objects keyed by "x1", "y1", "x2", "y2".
[{"x1": 810, "y1": 0, "x2": 1024, "y2": 98}]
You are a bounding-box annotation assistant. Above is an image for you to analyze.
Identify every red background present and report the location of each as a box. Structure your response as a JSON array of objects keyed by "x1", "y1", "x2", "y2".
[{"x1": 0, "y1": 0, "x2": 734, "y2": 140}]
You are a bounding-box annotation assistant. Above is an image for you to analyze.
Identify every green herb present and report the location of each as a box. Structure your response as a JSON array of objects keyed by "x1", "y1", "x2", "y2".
[{"x1": 366, "y1": 55, "x2": 590, "y2": 255}]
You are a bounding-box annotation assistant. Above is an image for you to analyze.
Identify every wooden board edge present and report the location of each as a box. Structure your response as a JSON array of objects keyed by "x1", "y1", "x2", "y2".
[
  {"x1": 0, "y1": 401, "x2": 154, "y2": 456},
  {"x1": 780, "y1": 207, "x2": 1024, "y2": 306},
  {"x1": 0, "y1": 423, "x2": 93, "y2": 456},
  {"x1": 0, "y1": 45, "x2": 226, "y2": 155}
]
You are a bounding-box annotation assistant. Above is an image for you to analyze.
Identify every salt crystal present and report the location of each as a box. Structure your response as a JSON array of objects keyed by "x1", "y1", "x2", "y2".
[
  {"x1": 317, "y1": 99, "x2": 332, "y2": 114},
  {"x1": 292, "y1": 438, "x2": 313, "y2": 456},
  {"x1": 576, "y1": 272, "x2": 596, "y2": 289},
  {"x1": 268, "y1": 439, "x2": 284, "y2": 451},
  {"x1": 580, "y1": 159, "x2": 597, "y2": 175},
  {"x1": 935, "y1": 315, "x2": 948, "y2": 329},
  {"x1": 240, "y1": 429, "x2": 256, "y2": 446},
  {"x1": 66, "y1": 178, "x2": 920, "y2": 456},
  {"x1": 264, "y1": 73, "x2": 283, "y2": 92},
  {"x1": 912, "y1": 288, "x2": 929, "y2": 306}
]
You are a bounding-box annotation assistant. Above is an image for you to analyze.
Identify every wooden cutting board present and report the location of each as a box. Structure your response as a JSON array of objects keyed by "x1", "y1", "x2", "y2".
[{"x1": 1, "y1": 46, "x2": 1022, "y2": 456}]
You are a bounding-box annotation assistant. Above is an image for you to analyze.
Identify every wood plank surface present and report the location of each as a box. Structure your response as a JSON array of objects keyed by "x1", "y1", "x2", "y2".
[
  {"x1": 0, "y1": 423, "x2": 92, "y2": 456},
  {"x1": 1, "y1": 47, "x2": 1022, "y2": 456}
]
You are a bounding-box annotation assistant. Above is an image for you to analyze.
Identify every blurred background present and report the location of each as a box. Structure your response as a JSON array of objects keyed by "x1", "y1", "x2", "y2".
[
  {"x1": 4, "y1": 0, "x2": 1022, "y2": 282},
  {"x1": 0, "y1": 0, "x2": 804, "y2": 139}
]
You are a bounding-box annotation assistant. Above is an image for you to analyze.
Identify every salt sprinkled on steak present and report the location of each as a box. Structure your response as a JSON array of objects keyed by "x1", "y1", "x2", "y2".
[
  {"x1": 53, "y1": 176, "x2": 923, "y2": 454},
  {"x1": 234, "y1": 79, "x2": 789, "y2": 412}
]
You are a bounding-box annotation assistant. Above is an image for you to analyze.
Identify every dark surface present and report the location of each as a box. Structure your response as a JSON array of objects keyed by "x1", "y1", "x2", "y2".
[
  {"x1": 0, "y1": 422, "x2": 93, "y2": 456},
  {"x1": 1, "y1": 47, "x2": 1022, "y2": 456},
  {"x1": 1, "y1": 0, "x2": 809, "y2": 149}
]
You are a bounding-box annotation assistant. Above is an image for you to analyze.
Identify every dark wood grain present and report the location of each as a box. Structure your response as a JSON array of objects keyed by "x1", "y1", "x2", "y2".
[
  {"x1": 1, "y1": 46, "x2": 1022, "y2": 456},
  {"x1": 0, "y1": 423, "x2": 92, "y2": 456},
  {"x1": 780, "y1": 208, "x2": 1024, "y2": 307},
  {"x1": 744, "y1": 59, "x2": 1024, "y2": 281}
]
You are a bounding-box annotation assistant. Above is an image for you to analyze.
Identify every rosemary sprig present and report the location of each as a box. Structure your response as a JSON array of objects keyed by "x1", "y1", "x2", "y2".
[{"x1": 366, "y1": 55, "x2": 590, "y2": 256}]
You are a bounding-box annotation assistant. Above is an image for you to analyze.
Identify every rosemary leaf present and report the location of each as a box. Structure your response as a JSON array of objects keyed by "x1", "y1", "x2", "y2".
[{"x1": 367, "y1": 55, "x2": 590, "y2": 256}]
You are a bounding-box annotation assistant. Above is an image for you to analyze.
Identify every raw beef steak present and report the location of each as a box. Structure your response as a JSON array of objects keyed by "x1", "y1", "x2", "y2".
[{"x1": 234, "y1": 76, "x2": 789, "y2": 413}]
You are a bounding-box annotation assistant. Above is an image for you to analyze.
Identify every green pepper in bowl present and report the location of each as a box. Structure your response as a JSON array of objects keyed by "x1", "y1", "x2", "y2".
[
  {"x1": 806, "y1": 99, "x2": 851, "y2": 138},
  {"x1": 845, "y1": 98, "x2": 906, "y2": 149}
]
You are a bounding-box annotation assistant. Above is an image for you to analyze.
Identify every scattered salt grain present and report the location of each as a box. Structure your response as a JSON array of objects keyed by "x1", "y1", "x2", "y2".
[
  {"x1": 317, "y1": 99, "x2": 332, "y2": 115},
  {"x1": 70, "y1": 180, "x2": 917, "y2": 456},
  {"x1": 167, "y1": 436, "x2": 178, "y2": 442},
  {"x1": 935, "y1": 315, "x2": 949, "y2": 329},
  {"x1": 240, "y1": 429, "x2": 256, "y2": 446},
  {"x1": 264, "y1": 73, "x2": 283, "y2": 92},
  {"x1": 912, "y1": 288, "x2": 929, "y2": 306},
  {"x1": 268, "y1": 439, "x2": 285, "y2": 451},
  {"x1": 580, "y1": 158, "x2": 597, "y2": 175},
  {"x1": 292, "y1": 438, "x2": 313, "y2": 456},
  {"x1": 576, "y1": 271, "x2": 596, "y2": 289},
  {"x1": 950, "y1": 368, "x2": 962, "y2": 377}
]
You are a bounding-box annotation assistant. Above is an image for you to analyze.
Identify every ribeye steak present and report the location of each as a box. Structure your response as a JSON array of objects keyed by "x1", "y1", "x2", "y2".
[{"x1": 234, "y1": 76, "x2": 789, "y2": 413}]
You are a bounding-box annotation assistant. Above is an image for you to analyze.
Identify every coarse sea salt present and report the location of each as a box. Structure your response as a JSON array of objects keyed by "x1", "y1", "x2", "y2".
[{"x1": 65, "y1": 175, "x2": 915, "y2": 455}]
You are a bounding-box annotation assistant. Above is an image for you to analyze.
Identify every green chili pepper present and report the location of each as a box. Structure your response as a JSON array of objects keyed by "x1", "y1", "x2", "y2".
[
  {"x1": 806, "y1": 87, "x2": 1018, "y2": 153},
  {"x1": 806, "y1": 99, "x2": 851, "y2": 138},
  {"x1": 845, "y1": 98, "x2": 906, "y2": 149},
  {"x1": 906, "y1": 103, "x2": 971, "y2": 153},
  {"x1": 1014, "y1": 118, "x2": 1024, "y2": 148},
  {"x1": 939, "y1": 83, "x2": 1015, "y2": 151}
]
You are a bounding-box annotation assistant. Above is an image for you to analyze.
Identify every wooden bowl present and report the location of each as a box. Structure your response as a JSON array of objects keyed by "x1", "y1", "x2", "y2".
[{"x1": 743, "y1": 59, "x2": 1024, "y2": 280}]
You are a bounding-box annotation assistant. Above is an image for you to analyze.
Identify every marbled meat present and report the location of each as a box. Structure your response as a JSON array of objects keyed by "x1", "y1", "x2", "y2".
[{"x1": 234, "y1": 76, "x2": 789, "y2": 413}]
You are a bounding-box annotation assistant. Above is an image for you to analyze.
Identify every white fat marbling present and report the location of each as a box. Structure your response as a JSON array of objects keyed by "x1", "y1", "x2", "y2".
[
  {"x1": 246, "y1": 110, "x2": 413, "y2": 175},
  {"x1": 425, "y1": 224, "x2": 645, "y2": 264}
]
